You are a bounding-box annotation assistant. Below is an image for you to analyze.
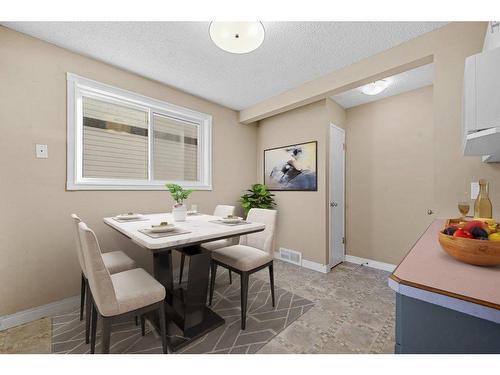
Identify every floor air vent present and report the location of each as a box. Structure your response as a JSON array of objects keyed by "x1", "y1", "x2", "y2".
[{"x1": 279, "y1": 247, "x2": 302, "y2": 266}]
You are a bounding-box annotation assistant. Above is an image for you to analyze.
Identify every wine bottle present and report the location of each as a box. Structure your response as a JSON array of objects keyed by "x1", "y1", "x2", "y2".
[{"x1": 474, "y1": 179, "x2": 493, "y2": 219}]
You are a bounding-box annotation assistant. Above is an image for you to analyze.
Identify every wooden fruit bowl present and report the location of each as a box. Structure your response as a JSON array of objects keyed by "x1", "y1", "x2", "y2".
[{"x1": 438, "y1": 232, "x2": 500, "y2": 266}]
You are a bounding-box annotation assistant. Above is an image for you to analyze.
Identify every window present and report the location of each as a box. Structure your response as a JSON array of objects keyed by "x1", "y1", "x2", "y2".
[{"x1": 67, "y1": 73, "x2": 212, "y2": 190}]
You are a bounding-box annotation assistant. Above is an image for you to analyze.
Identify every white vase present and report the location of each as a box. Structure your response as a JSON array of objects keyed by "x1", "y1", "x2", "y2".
[{"x1": 172, "y1": 204, "x2": 187, "y2": 222}]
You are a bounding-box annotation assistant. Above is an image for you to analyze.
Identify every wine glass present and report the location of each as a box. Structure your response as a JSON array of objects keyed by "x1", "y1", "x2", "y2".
[{"x1": 458, "y1": 201, "x2": 470, "y2": 220}]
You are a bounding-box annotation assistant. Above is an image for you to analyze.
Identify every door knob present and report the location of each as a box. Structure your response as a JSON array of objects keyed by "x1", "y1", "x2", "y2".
[
  {"x1": 330, "y1": 202, "x2": 338, "y2": 207},
  {"x1": 427, "y1": 209, "x2": 434, "y2": 215}
]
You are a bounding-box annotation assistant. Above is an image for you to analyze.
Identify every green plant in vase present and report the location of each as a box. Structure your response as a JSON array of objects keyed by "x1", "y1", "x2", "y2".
[
  {"x1": 240, "y1": 183, "x2": 276, "y2": 216},
  {"x1": 165, "y1": 183, "x2": 193, "y2": 221}
]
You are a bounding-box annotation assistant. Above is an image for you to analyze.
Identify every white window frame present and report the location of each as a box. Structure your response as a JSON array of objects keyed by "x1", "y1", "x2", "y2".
[{"x1": 67, "y1": 73, "x2": 212, "y2": 190}]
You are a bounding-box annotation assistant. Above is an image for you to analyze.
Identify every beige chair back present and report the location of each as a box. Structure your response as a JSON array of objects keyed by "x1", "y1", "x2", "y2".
[
  {"x1": 240, "y1": 208, "x2": 277, "y2": 254},
  {"x1": 71, "y1": 214, "x2": 87, "y2": 277},
  {"x1": 78, "y1": 222, "x2": 119, "y2": 317},
  {"x1": 213, "y1": 205, "x2": 235, "y2": 218}
]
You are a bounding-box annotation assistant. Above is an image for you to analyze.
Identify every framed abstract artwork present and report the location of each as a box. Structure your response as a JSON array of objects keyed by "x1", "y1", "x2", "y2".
[{"x1": 264, "y1": 141, "x2": 317, "y2": 191}]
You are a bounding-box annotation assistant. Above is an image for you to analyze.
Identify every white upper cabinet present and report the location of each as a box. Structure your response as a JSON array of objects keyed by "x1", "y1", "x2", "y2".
[
  {"x1": 463, "y1": 44, "x2": 500, "y2": 159},
  {"x1": 463, "y1": 47, "x2": 500, "y2": 135},
  {"x1": 476, "y1": 47, "x2": 500, "y2": 130},
  {"x1": 463, "y1": 22, "x2": 500, "y2": 160}
]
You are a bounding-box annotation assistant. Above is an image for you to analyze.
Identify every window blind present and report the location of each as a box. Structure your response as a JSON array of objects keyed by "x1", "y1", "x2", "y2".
[
  {"x1": 152, "y1": 113, "x2": 198, "y2": 181},
  {"x1": 82, "y1": 97, "x2": 148, "y2": 179}
]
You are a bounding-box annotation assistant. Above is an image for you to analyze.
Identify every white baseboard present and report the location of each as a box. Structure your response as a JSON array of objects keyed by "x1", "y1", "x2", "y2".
[
  {"x1": 301, "y1": 259, "x2": 329, "y2": 273},
  {"x1": 344, "y1": 255, "x2": 396, "y2": 272},
  {"x1": 273, "y1": 251, "x2": 395, "y2": 274},
  {"x1": 274, "y1": 251, "x2": 329, "y2": 273},
  {"x1": 0, "y1": 295, "x2": 79, "y2": 331}
]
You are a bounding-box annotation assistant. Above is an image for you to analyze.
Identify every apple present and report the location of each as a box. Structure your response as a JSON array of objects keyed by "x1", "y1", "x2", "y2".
[{"x1": 453, "y1": 229, "x2": 473, "y2": 239}]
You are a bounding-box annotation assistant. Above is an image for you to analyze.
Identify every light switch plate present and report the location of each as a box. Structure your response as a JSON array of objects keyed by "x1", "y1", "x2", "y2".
[
  {"x1": 471, "y1": 181, "x2": 479, "y2": 199},
  {"x1": 36, "y1": 144, "x2": 48, "y2": 159}
]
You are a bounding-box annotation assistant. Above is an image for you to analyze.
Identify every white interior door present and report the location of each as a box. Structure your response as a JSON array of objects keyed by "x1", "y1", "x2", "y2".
[{"x1": 329, "y1": 124, "x2": 345, "y2": 268}]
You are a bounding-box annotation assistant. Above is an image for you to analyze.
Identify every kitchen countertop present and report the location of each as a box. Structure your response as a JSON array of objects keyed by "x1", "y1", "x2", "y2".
[{"x1": 389, "y1": 219, "x2": 500, "y2": 323}]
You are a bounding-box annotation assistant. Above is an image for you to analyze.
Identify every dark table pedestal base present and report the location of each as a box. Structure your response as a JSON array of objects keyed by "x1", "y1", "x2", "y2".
[
  {"x1": 165, "y1": 306, "x2": 225, "y2": 352},
  {"x1": 152, "y1": 245, "x2": 225, "y2": 352}
]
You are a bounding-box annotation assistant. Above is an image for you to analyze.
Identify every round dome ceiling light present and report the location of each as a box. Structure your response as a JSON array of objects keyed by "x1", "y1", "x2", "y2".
[
  {"x1": 209, "y1": 22, "x2": 265, "y2": 54},
  {"x1": 361, "y1": 79, "x2": 391, "y2": 96}
]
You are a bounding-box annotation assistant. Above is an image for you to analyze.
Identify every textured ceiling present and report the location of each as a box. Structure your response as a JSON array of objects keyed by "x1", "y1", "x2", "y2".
[
  {"x1": 3, "y1": 22, "x2": 446, "y2": 110},
  {"x1": 331, "y1": 63, "x2": 434, "y2": 108}
]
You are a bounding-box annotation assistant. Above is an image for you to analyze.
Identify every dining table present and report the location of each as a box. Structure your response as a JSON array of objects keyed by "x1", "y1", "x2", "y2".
[{"x1": 103, "y1": 212, "x2": 265, "y2": 352}]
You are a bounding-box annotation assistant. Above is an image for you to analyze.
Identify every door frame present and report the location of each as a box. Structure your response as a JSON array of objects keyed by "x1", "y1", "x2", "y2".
[{"x1": 328, "y1": 123, "x2": 346, "y2": 269}]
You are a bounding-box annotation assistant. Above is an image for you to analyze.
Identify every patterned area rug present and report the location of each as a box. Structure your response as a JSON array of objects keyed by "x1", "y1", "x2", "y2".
[{"x1": 52, "y1": 271, "x2": 314, "y2": 354}]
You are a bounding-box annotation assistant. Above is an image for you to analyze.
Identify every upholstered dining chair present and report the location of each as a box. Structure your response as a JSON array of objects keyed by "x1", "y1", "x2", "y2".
[
  {"x1": 78, "y1": 222, "x2": 168, "y2": 354},
  {"x1": 208, "y1": 208, "x2": 277, "y2": 330},
  {"x1": 71, "y1": 214, "x2": 137, "y2": 345},
  {"x1": 178, "y1": 205, "x2": 235, "y2": 285}
]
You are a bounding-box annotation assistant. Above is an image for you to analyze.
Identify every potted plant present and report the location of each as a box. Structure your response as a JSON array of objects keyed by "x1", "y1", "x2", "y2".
[
  {"x1": 165, "y1": 183, "x2": 193, "y2": 221},
  {"x1": 240, "y1": 183, "x2": 276, "y2": 216}
]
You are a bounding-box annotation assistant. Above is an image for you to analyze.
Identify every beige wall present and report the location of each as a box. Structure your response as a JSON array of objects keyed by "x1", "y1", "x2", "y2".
[
  {"x1": 256, "y1": 99, "x2": 346, "y2": 265},
  {"x1": 0, "y1": 27, "x2": 258, "y2": 316},
  {"x1": 345, "y1": 86, "x2": 435, "y2": 264},
  {"x1": 326, "y1": 98, "x2": 347, "y2": 130}
]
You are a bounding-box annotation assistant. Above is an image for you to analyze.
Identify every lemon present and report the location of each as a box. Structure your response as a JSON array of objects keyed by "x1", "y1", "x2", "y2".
[{"x1": 488, "y1": 232, "x2": 500, "y2": 241}]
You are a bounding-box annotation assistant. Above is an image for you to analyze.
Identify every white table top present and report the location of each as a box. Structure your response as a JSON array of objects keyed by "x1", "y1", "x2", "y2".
[{"x1": 103, "y1": 213, "x2": 265, "y2": 251}]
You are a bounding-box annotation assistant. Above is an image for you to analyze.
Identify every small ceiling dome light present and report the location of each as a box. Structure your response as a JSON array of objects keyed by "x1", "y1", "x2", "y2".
[
  {"x1": 361, "y1": 79, "x2": 391, "y2": 96},
  {"x1": 209, "y1": 22, "x2": 265, "y2": 54}
]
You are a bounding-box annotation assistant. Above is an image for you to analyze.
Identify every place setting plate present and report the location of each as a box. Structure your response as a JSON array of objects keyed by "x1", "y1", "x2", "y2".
[
  {"x1": 210, "y1": 216, "x2": 250, "y2": 226},
  {"x1": 138, "y1": 222, "x2": 191, "y2": 238},
  {"x1": 112, "y1": 213, "x2": 149, "y2": 223}
]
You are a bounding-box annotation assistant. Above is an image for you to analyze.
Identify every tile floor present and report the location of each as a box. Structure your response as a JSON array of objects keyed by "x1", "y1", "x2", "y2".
[
  {"x1": 254, "y1": 261, "x2": 395, "y2": 354},
  {"x1": 0, "y1": 260, "x2": 395, "y2": 354},
  {"x1": 0, "y1": 317, "x2": 51, "y2": 354}
]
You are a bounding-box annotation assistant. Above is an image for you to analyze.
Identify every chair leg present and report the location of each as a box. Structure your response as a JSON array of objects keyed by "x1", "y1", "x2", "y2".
[
  {"x1": 209, "y1": 261, "x2": 217, "y2": 306},
  {"x1": 158, "y1": 303, "x2": 168, "y2": 354},
  {"x1": 101, "y1": 316, "x2": 112, "y2": 354},
  {"x1": 80, "y1": 273, "x2": 86, "y2": 321},
  {"x1": 90, "y1": 303, "x2": 97, "y2": 354},
  {"x1": 240, "y1": 272, "x2": 249, "y2": 330},
  {"x1": 85, "y1": 285, "x2": 92, "y2": 344},
  {"x1": 140, "y1": 315, "x2": 146, "y2": 336},
  {"x1": 269, "y1": 263, "x2": 275, "y2": 308},
  {"x1": 135, "y1": 315, "x2": 139, "y2": 326},
  {"x1": 179, "y1": 253, "x2": 186, "y2": 285},
  {"x1": 229, "y1": 270, "x2": 232, "y2": 284}
]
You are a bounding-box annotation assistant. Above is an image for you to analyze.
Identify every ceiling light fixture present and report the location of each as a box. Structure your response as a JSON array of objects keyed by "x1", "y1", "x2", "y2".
[
  {"x1": 209, "y1": 22, "x2": 265, "y2": 54},
  {"x1": 361, "y1": 79, "x2": 391, "y2": 96}
]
